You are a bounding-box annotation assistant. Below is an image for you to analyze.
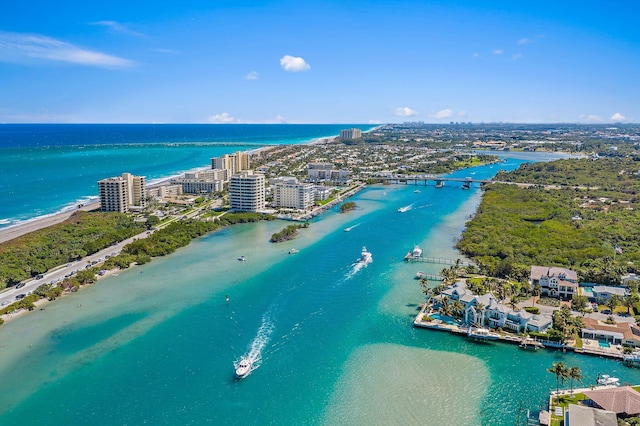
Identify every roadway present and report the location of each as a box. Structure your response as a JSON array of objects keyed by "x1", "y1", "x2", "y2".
[{"x1": 0, "y1": 229, "x2": 154, "y2": 308}]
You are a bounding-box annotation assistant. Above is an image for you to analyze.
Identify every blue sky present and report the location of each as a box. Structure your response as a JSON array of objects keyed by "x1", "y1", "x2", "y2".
[{"x1": 0, "y1": 1, "x2": 638, "y2": 124}]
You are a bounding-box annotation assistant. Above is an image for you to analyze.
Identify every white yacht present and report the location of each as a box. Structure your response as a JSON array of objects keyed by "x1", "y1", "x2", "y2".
[
  {"x1": 398, "y1": 205, "x2": 411, "y2": 213},
  {"x1": 235, "y1": 357, "x2": 252, "y2": 378},
  {"x1": 597, "y1": 374, "x2": 620, "y2": 386},
  {"x1": 405, "y1": 245, "x2": 423, "y2": 261},
  {"x1": 359, "y1": 246, "x2": 372, "y2": 264},
  {"x1": 238, "y1": 256, "x2": 247, "y2": 262},
  {"x1": 288, "y1": 249, "x2": 299, "y2": 254},
  {"x1": 467, "y1": 327, "x2": 500, "y2": 341}
]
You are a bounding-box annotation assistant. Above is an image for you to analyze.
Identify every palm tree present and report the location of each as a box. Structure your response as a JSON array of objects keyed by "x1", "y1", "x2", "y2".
[
  {"x1": 548, "y1": 361, "x2": 568, "y2": 394},
  {"x1": 623, "y1": 293, "x2": 640, "y2": 315},
  {"x1": 567, "y1": 366, "x2": 583, "y2": 394},
  {"x1": 451, "y1": 300, "x2": 465, "y2": 318},
  {"x1": 606, "y1": 294, "x2": 622, "y2": 314},
  {"x1": 532, "y1": 283, "x2": 541, "y2": 306},
  {"x1": 440, "y1": 296, "x2": 453, "y2": 317}
]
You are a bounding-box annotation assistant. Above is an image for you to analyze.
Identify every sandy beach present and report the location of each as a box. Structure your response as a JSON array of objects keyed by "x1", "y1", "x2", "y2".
[{"x1": 0, "y1": 200, "x2": 100, "y2": 244}]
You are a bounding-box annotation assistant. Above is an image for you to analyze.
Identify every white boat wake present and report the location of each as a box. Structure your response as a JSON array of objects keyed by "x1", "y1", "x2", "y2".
[
  {"x1": 235, "y1": 312, "x2": 275, "y2": 378},
  {"x1": 345, "y1": 248, "x2": 373, "y2": 280}
]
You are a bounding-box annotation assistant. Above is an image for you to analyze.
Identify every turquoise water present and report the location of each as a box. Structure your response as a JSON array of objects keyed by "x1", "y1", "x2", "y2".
[
  {"x1": 599, "y1": 341, "x2": 611, "y2": 348},
  {"x1": 1, "y1": 151, "x2": 638, "y2": 425},
  {"x1": 0, "y1": 124, "x2": 374, "y2": 228}
]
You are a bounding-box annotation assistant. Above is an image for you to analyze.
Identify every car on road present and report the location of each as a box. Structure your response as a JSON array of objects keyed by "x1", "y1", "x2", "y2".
[
  {"x1": 15, "y1": 294, "x2": 26, "y2": 300},
  {"x1": 36, "y1": 274, "x2": 44, "y2": 279},
  {"x1": 592, "y1": 303, "x2": 599, "y2": 312},
  {"x1": 602, "y1": 309, "x2": 612, "y2": 315},
  {"x1": 16, "y1": 282, "x2": 26, "y2": 289}
]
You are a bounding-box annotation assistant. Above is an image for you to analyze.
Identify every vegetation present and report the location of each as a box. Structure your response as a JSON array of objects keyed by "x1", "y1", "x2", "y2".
[
  {"x1": 458, "y1": 158, "x2": 640, "y2": 284},
  {"x1": 0, "y1": 211, "x2": 146, "y2": 289},
  {"x1": 270, "y1": 222, "x2": 310, "y2": 243},
  {"x1": 339, "y1": 201, "x2": 356, "y2": 213}
]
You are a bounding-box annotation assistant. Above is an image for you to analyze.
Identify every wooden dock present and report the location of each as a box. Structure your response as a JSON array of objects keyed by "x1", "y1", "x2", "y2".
[{"x1": 405, "y1": 256, "x2": 474, "y2": 267}]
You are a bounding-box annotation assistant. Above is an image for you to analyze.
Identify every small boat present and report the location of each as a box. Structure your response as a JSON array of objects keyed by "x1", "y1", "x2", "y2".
[
  {"x1": 235, "y1": 357, "x2": 252, "y2": 378},
  {"x1": 597, "y1": 374, "x2": 620, "y2": 386},
  {"x1": 462, "y1": 182, "x2": 471, "y2": 190},
  {"x1": 414, "y1": 189, "x2": 420, "y2": 193},
  {"x1": 344, "y1": 227, "x2": 351, "y2": 232},
  {"x1": 404, "y1": 245, "x2": 423, "y2": 261},
  {"x1": 358, "y1": 246, "x2": 372, "y2": 264},
  {"x1": 519, "y1": 337, "x2": 544, "y2": 350},
  {"x1": 288, "y1": 248, "x2": 299, "y2": 254},
  {"x1": 467, "y1": 327, "x2": 500, "y2": 341},
  {"x1": 623, "y1": 351, "x2": 640, "y2": 365},
  {"x1": 398, "y1": 205, "x2": 411, "y2": 213},
  {"x1": 238, "y1": 256, "x2": 247, "y2": 262},
  {"x1": 415, "y1": 271, "x2": 427, "y2": 279},
  {"x1": 435, "y1": 181, "x2": 445, "y2": 188}
]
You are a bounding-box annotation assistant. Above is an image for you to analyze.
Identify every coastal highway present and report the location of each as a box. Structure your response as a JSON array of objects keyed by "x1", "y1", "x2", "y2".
[{"x1": 0, "y1": 229, "x2": 154, "y2": 308}]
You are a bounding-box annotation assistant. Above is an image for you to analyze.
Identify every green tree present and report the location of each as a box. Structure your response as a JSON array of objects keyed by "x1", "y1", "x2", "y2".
[
  {"x1": 547, "y1": 361, "x2": 568, "y2": 394},
  {"x1": 567, "y1": 366, "x2": 583, "y2": 394}
]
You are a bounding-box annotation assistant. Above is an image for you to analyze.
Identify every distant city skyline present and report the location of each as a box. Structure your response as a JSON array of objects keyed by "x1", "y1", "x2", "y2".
[{"x1": 1, "y1": 1, "x2": 638, "y2": 124}]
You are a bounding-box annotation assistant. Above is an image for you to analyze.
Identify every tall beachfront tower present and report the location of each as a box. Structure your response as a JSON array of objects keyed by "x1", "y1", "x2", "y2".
[
  {"x1": 229, "y1": 170, "x2": 265, "y2": 212},
  {"x1": 98, "y1": 173, "x2": 146, "y2": 212},
  {"x1": 339, "y1": 128, "x2": 362, "y2": 140},
  {"x1": 211, "y1": 151, "x2": 251, "y2": 175}
]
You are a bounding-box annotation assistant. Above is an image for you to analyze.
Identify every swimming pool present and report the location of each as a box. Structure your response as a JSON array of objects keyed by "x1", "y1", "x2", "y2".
[
  {"x1": 429, "y1": 313, "x2": 461, "y2": 326},
  {"x1": 599, "y1": 340, "x2": 611, "y2": 348}
]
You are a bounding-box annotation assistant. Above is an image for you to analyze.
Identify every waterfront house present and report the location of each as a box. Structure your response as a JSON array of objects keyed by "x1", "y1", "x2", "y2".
[
  {"x1": 434, "y1": 281, "x2": 553, "y2": 332},
  {"x1": 622, "y1": 273, "x2": 639, "y2": 287},
  {"x1": 583, "y1": 386, "x2": 640, "y2": 418},
  {"x1": 530, "y1": 265, "x2": 578, "y2": 300},
  {"x1": 592, "y1": 285, "x2": 627, "y2": 301},
  {"x1": 581, "y1": 318, "x2": 640, "y2": 347}
]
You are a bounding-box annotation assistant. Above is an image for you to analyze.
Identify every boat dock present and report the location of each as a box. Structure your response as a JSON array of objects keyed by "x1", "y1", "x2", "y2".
[{"x1": 405, "y1": 256, "x2": 474, "y2": 267}]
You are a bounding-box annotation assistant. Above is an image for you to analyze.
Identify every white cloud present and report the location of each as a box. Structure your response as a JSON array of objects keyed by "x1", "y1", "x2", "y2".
[
  {"x1": 90, "y1": 21, "x2": 146, "y2": 37},
  {"x1": 245, "y1": 71, "x2": 259, "y2": 80},
  {"x1": 0, "y1": 31, "x2": 133, "y2": 68},
  {"x1": 394, "y1": 107, "x2": 418, "y2": 117},
  {"x1": 458, "y1": 110, "x2": 467, "y2": 117},
  {"x1": 472, "y1": 52, "x2": 480, "y2": 58},
  {"x1": 512, "y1": 53, "x2": 523, "y2": 60},
  {"x1": 579, "y1": 114, "x2": 603, "y2": 122},
  {"x1": 610, "y1": 112, "x2": 627, "y2": 122},
  {"x1": 430, "y1": 109, "x2": 454, "y2": 119},
  {"x1": 493, "y1": 49, "x2": 503, "y2": 55},
  {"x1": 368, "y1": 119, "x2": 382, "y2": 124},
  {"x1": 280, "y1": 55, "x2": 310, "y2": 72},
  {"x1": 208, "y1": 113, "x2": 239, "y2": 124},
  {"x1": 517, "y1": 37, "x2": 533, "y2": 45},
  {"x1": 274, "y1": 115, "x2": 287, "y2": 123}
]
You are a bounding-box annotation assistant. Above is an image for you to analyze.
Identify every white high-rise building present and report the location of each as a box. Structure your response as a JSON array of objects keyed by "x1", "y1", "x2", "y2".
[
  {"x1": 98, "y1": 173, "x2": 146, "y2": 212},
  {"x1": 273, "y1": 178, "x2": 315, "y2": 210},
  {"x1": 229, "y1": 170, "x2": 265, "y2": 212}
]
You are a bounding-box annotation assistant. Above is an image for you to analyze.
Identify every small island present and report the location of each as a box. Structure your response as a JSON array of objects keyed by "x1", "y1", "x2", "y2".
[
  {"x1": 339, "y1": 201, "x2": 356, "y2": 213},
  {"x1": 270, "y1": 222, "x2": 310, "y2": 243}
]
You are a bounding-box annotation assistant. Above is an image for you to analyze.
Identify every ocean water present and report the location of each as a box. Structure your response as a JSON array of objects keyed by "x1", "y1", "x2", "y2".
[
  {"x1": 0, "y1": 124, "x2": 374, "y2": 228},
  {"x1": 2, "y1": 152, "x2": 638, "y2": 425}
]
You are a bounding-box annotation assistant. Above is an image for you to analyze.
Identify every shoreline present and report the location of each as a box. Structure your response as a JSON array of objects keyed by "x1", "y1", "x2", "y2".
[{"x1": 0, "y1": 129, "x2": 368, "y2": 243}]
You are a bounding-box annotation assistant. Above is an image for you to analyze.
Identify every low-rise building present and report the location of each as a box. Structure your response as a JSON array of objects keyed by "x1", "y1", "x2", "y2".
[
  {"x1": 592, "y1": 285, "x2": 627, "y2": 301},
  {"x1": 170, "y1": 169, "x2": 228, "y2": 194}
]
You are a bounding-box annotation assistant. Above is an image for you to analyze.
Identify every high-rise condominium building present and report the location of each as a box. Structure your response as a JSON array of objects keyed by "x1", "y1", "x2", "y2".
[
  {"x1": 273, "y1": 178, "x2": 315, "y2": 210},
  {"x1": 98, "y1": 173, "x2": 146, "y2": 212},
  {"x1": 339, "y1": 128, "x2": 362, "y2": 139},
  {"x1": 211, "y1": 151, "x2": 251, "y2": 175},
  {"x1": 229, "y1": 170, "x2": 265, "y2": 212}
]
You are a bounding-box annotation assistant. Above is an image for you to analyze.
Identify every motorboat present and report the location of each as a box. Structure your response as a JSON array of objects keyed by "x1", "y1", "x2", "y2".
[
  {"x1": 344, "y1": 227, "x2": 351, "y2": 232},
  {"x1": 519, "y1": 337, "x2": 545, "y2": 350},
  {"x1": 404, "y1": 245, "x2": 423, "y2": 261},
  {"x1": 414, "y1": 189, "x2": 420, "y2": 193},
  {"x1": 235, "y1": 357, "x2": 252, "y2": 378},
  {"x1": 623, "y1": 351, "x2": 640, "y2": 364},
  {"x1": 288, "y1": 249, "x2": 299, "y2": 254},
  {"x1": 467, "y1": 327, "x2": 500, "y2": 341},
  {"x1": 597, "y1": 374, "x2": 620, "y2": 386},
  {"x1": 398, "y1": 205, "x2": 411, "y2": 213},
  {"x1": 237, "y1": 256, "x2": 247, "y2": 262},
  {"x1": 359, "y1": 246, "x2": 372, "y2": 264},
  {"x1": 416, "y1": 271, "x2": 427, "y2": 279}
]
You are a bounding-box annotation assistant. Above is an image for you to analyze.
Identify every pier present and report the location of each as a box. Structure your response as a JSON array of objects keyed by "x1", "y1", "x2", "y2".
[{"x1": 405, "y1": 256, "x2": 474, "y2": 267}]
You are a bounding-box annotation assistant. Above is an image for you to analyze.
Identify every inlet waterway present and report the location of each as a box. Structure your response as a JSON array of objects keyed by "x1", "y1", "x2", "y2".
[{"x1": 1, "y1": 151, "x2": 639, "y2": 425}]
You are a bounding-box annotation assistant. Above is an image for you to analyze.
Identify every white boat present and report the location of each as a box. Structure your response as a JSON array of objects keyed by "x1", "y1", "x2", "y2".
[
  {"x1": 235, "y1": 357, "x2": 252, "y2": 378},
  {"x1": 435, "y1": 181, "x2": 445, "y2": 188},
  {"x1": 359, "y1": 246, "x2": 372, "y2": 264},
  {"x1": 467, "y1": 327, "x2": 500, "y2": 341},
  {"x1": 519, "y1": 337, "x2": 544, "y2": 350},
  {"x1": 597, "y1": 374, "x2": 620, "y2": 386},
  {"x1": 416, "y1": 271, "x2": 427, "y2": 279},
  {"x1": 238, "y1": 256, "x2": 247, "y2": 262},
  {"x1": 344, "y1": 227, "x2": 351, "y2": 232},
  {"x1": 288, "y1": 248, "x2": 299, "y2": 254},
  {"x1": 405, "y1": 245, "x2": 423, "y2": 261},
  {"x1": 398, "y1": 206, "x2": 411, "y2": 213},
  {"x1": 623, "y1": 351, "x2": 640, "y2": 364},
  {"x1": 414, "y1": 189, "x2": 420, "y2": 193}
]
